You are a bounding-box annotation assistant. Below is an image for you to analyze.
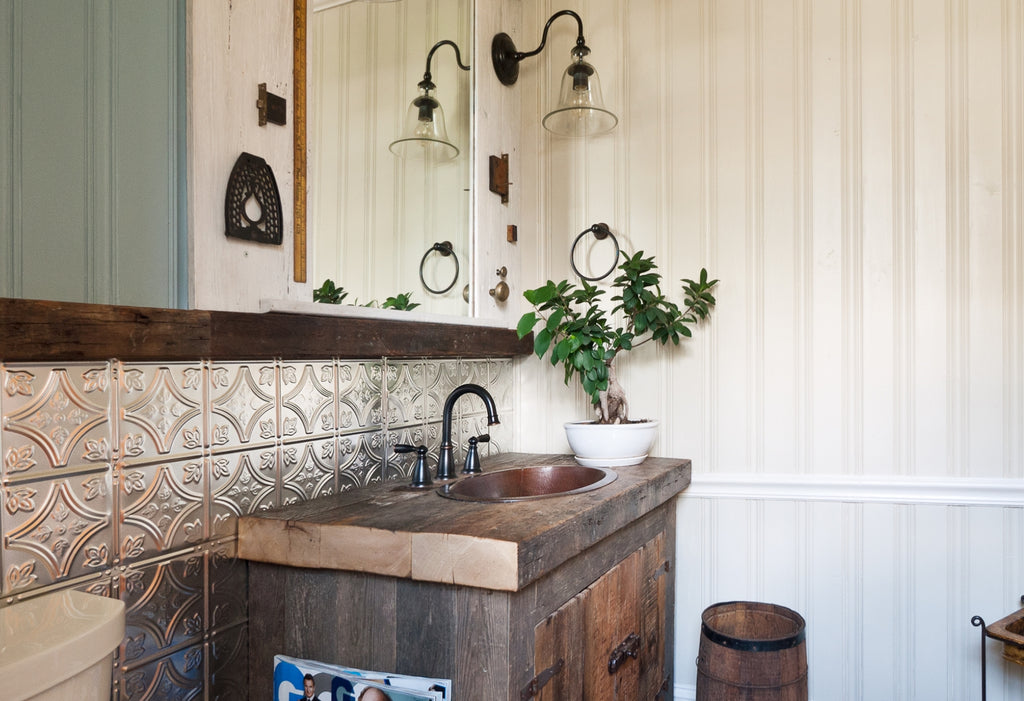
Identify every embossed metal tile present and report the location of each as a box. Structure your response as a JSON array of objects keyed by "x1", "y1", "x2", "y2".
[
  {"x1": 279, "y1": 361, "x2": 335, "y2": 441},
  {"x1": 337, "y1": 430, "x2": 385, "y2": 492},
  {"x1": 118, "y1": 363, "x2": 204, "y2": 466},
  {"x1": 383, "y1": 360, "x2": 423, "y2": 430},
  {"x1": 208, "y1": 623, "x2": 248, "y2": 701},
  {"x1": 487, "y1": 358, "x2": 514, "y2": 411},
  {"x1": 2, "y1": 469, "x2": 113, "y2": 595},
  {"x1": 117, "y1": 640, "x2": 205, "y2": 701},
  {"x1": 208, "y1": 362, "x2": 277, "y2": 450},
  {"x1": 118, "y1": 459, "x2": 206, "y2": 563},
  {"x1": 210, "y1": 447, "x2": 280, "y2": 536},
  {"x1": 208, "y1": 539, "x2": 247, "y2": 632},
  {"x1": 281, "y1": 437, "x2": 336, "y2": 505},
  {"x1": 117, "y1": 550, "x2": 205, "y2": 667},
  {"x1": 2, "y1": 363, "x2": 112, "y2": 482},
  {"x1": 336, "y1": 362, "x2": 385, "y2": 433},
  {"x1": 421, "y1": 359, "x2": 460, "y2": 424}
]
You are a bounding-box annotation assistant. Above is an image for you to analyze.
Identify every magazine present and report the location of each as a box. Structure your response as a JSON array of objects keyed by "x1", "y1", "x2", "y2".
[{"x1": 273, "y1": 654, "x2": 452, "y2": 701}]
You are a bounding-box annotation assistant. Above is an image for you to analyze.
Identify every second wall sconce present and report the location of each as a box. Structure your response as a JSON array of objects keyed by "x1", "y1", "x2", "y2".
[
  {"x1": 389, "y1": 39, "x2": 470, "y2": 162},
  {"x1": 491, "y1": 9, "x2": 617, "y2": 137}
]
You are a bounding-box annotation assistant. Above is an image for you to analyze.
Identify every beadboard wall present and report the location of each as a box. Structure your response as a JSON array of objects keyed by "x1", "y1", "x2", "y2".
[
  {"x1": 512, "y1": 0, "x2": 1024, "y2": 698},
  {"x1": 310, "y1": 0, "x2": 472, "y2": 316},
  {"x1": 0, "y1": 356, "x2": 512, "y2": 699}
]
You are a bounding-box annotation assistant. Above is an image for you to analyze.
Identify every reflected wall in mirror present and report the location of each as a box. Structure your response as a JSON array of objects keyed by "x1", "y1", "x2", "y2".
[{"x1": 307, "y1": 0, "x2": 472, "y2": 316}]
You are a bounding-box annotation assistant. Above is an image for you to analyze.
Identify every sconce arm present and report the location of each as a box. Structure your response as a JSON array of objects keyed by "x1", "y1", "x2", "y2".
[
  {"x1": 421, "y1": 39, "x2": 471, "y2": 89},
  {"x1": 517, "y1": 9, "x2": 587, "y2": 61}
]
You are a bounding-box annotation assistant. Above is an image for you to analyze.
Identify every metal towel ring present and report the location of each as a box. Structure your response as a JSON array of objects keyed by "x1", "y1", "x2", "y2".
[
  {"x1": 420, "y1": 241, "x2": 460, "y2": 294},
  {"x1": 570, "y1": 223, "x2": 620, "y2": 281}
]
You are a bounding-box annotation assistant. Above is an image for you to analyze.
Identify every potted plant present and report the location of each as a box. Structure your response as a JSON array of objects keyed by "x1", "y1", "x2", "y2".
[{"x1": 516, "y1": 251, "x2": 718, "y2": 466}]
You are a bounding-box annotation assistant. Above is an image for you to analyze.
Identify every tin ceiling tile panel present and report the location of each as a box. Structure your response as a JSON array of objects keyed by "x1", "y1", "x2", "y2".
[
  {"x1": 210, "y1": 447, "x2": 280, "y2": 537},
  {"x1": 336, "y1": 362, "x2": 385, "y2": 433},
  {"x1": 457, "y1": 358, "x2": 489, "y2": 387},
  {"x1": 421, "y1": 359, "x2": 460, "y2": 424},
  {"x1": 208, "y1": 363, "x2": 277, "y2": 451},
  {"x1": 279, "y1": 362, "x2": 335, "y2": 441},
  {"x1": 281, "y1": 438, "x2": 336, "y2": 505},
  {"x1": 209, "y1": 539, "x2": 247, "y2": 632},
  {"x1": 208, "y1": 623, "x2": 248, "y2": 701},
  {"x1": 2, "y1": 468, "x2": 112, "y2": 596},
  {"x1": 486, "y1": 358, "x2": 515, "y2": 411},
  {"x1": 117, "y1": 550, "x2": 205, "y2": 669},
  {"x1": 118, "y1": 363, "x2": 204, "y2": 467},
  {"x1": 117, "y1": 641, "x2": 205, "y2": 701},
  {"x1": 383, "y1": 360, "x2": 422, "y2": 430},
  {"x1": 337, "y1": 430, "x2": 385, "y2": 492},
  {"x1": 1, "y1": 363, "x2": 113, "y2": 482},
  {"x1": 118, "y1": 460, "x2": 206, "y2": 564}
]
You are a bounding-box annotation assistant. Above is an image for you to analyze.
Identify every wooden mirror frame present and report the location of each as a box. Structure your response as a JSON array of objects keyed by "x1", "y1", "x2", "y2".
[{"x1": 293, "y1": 0, "x2": 308, "y2": 283}]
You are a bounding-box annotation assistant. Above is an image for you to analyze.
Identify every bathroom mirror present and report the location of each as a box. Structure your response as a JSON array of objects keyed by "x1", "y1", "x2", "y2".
[{"x1": 298, "y1": 0, "x2": 473, "y2": 317}]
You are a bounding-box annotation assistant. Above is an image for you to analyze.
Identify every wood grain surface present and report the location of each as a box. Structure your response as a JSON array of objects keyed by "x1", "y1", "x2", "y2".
[{"x1": 238, "y1": 453, "x2": 690, "y2": 591}]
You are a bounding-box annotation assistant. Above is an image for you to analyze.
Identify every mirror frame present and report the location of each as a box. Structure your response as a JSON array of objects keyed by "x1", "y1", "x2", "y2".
[{"x1": 293, "y1": 0, "x2": 308, "y2": 283}]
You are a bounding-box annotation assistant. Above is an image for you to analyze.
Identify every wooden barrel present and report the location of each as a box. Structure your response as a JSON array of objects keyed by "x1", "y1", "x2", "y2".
[{"x1": 696, "y1": 601, "x2": 808, "y2": 701}]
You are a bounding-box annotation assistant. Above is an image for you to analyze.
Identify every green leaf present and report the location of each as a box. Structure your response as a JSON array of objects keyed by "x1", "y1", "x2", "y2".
[
  {"x1": 534, "y1": 328, "x2": 552, "y2": 358},
  {"x1": 517, "y1": 312, "x2": 538, "y2": 339}
]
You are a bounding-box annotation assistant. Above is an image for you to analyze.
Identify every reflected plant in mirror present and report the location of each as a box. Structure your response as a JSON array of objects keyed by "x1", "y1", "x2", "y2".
[
  {"x1": 313, "y1": 278, "x2": 420, "y2": 311},
  {"x1": 308, "y1": 0, "x2": 472, "y2": 317}
]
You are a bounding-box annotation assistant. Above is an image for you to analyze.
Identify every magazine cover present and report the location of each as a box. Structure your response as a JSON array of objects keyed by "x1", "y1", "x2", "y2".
[{"x1": 273, "y1": 654, "x2": 452, "y2": 701}]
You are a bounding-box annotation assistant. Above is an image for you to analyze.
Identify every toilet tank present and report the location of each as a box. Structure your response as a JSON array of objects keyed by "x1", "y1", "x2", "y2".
[{"x1": 0, "y1": 589, "x2": 125, "y2": 701}]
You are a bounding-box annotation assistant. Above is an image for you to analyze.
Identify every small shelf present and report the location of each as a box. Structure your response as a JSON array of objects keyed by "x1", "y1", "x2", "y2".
[{"x1": 0, "y1": 297, "x2": 533, "y2": 362}]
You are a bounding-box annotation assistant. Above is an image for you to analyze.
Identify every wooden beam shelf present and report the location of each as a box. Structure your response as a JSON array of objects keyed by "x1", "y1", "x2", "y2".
[{"x1": 0, "y1": 298, "x2": 533, "y2": 362}]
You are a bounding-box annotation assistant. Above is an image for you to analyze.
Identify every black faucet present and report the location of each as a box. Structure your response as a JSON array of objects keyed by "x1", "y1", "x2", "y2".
[{"x1": 438, "y1": 383, "x2": 500, "y2": 480}]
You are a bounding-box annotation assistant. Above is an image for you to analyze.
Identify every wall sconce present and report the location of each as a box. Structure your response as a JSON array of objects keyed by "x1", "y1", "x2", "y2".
[
  {"x1": 389, "y1": 40, "x2": 470, "y2": 162},
  {"x1": 491, "y1": 9, "x2": 617, "y2": 137}
]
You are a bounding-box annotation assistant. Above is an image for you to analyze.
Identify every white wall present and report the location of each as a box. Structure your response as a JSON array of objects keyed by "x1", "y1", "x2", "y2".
[
  {"x1": 188, "y1": 0, "x2": 300, "y2": 311},
  {"x1": 512, "y1": 0, "x2": 1024, "y2": 698}
]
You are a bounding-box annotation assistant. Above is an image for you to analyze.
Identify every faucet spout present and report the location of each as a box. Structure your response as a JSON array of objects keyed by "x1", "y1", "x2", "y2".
[{"x1": 438, "y1": 383, "x2": 500, "y2": 480}]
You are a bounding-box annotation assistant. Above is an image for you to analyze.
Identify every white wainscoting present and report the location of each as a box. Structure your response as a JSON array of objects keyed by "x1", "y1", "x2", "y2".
[{"x1": 673, "y1": 475, "x2": 1024, "y2": 701}]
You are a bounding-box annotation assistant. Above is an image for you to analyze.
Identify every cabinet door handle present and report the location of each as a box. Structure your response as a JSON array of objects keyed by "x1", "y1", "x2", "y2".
[
  {"x1": 607, "y1": 632, "x2": 640, "y2": 674},
  {"x1": 520, "y1": 658, "x2": 565, "y2": 700}
]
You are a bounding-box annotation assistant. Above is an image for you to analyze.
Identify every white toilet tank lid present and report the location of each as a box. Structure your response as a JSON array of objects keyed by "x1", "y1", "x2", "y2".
[{"x1": 0, "y1": 589, "x2": 125, "y2": 701}]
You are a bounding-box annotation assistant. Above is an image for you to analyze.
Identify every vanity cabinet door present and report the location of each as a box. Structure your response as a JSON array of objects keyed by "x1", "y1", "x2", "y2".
[{"x1": 533, "y1": 532, "x2": 667, "y2": 700}]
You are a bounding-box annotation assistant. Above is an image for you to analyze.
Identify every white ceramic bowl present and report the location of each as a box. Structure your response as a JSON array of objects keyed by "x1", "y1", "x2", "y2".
[{"x1": 563, "y1": 420, "x2": 659, "y2": 467}]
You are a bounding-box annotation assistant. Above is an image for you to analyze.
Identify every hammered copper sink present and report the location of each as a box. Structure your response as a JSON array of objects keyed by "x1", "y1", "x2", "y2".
[{"x1": 438, "y1": 464, "x2": 617, "y2": 502}]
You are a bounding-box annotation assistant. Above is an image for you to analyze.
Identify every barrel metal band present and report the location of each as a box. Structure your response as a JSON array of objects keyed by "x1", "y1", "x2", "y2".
[{"x1": 700, "y1": 621, "x2": 806, "y2": 652}]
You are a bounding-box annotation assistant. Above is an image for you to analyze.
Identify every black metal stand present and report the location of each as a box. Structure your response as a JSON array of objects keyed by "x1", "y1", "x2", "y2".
[{"x1": 971, "y1": 615, "x2": 988, "y2": 701}]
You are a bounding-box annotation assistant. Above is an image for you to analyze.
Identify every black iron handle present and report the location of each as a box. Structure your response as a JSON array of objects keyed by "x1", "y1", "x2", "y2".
[
  {"x1": 395, "y1": 444, "x2": 431, "y2": 487},
  {"x1": 607, "y1": 632, "x2": 640, "y2": 674},
  {"x1": 520, "y1": 658, "x2": 565, "y2": 700}
]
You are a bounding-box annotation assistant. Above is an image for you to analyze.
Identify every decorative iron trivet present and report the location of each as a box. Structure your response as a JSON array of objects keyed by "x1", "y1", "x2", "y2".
[{"x1": 225, "y1": 152, "x2": 283, "y2": 245}]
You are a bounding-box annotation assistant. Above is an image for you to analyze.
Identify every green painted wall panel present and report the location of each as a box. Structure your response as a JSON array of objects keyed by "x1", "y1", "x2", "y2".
[{"x1": 0, "y1": 0, "x2": 185, "y2": 308}]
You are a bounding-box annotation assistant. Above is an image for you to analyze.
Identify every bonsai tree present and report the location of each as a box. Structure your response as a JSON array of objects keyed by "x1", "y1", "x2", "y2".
[{"x1": 517, "y1": 252, "x2": 718, "y2": 424}]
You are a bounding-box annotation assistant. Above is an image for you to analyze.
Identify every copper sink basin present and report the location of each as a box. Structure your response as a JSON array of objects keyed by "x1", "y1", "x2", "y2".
[{"x1": 438, "y1": 465, "x2": 617, "y2": 503}]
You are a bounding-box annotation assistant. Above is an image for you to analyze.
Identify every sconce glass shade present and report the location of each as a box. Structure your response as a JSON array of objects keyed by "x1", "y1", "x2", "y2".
[
  {"x1": 389, "y1": 86, "x2": 459, "y2": 162},
  {"x1": 542, "y1": 54, "x2": 618, "y2": 137}
]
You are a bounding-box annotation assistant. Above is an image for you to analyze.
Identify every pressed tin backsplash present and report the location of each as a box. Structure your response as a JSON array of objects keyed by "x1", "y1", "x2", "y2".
[{"x1": 0, "y1": 357, "x2": 512, "y2": 700}]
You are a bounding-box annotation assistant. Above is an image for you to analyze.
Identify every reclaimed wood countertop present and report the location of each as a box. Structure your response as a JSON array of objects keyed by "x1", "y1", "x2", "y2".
[{"x1": 238, "y1": 452, "x2": 690, "y2": 592}]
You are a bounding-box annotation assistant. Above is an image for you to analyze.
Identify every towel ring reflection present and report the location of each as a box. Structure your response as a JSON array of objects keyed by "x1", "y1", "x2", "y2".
[
  {"x1": 420, "y1": 241, "x2": 460, "y2": 294},
  {"x1": 570, "y1": 223, "x2": 620, "y2": 281}
]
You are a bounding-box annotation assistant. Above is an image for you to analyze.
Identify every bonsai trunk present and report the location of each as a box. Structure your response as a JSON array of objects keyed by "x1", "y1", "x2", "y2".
[{"x1": 597, "y1": 360, "x2": 629, "y2": 424}]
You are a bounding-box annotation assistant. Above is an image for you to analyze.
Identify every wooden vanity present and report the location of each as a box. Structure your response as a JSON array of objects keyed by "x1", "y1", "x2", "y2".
[{"x1": 239, "y1": 453, "x2": 690, "y2": 700}]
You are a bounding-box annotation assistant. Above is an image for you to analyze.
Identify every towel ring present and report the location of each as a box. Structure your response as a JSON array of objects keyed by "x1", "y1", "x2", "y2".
[
  {"x1": 570, "y1": 223, "x2": 620, "y2": 281},
  {"x1": 420, "y1": 241, "x2": 460, "y2": 294}
]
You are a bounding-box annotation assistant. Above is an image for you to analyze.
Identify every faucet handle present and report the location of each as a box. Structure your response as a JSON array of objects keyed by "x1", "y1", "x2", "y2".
[
  {"x1": 462, "y1": 434, "x2": 491, "y2": 475},
  {"x1": 395, "y1": 444, "x2": 432, "y2": 488}
]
